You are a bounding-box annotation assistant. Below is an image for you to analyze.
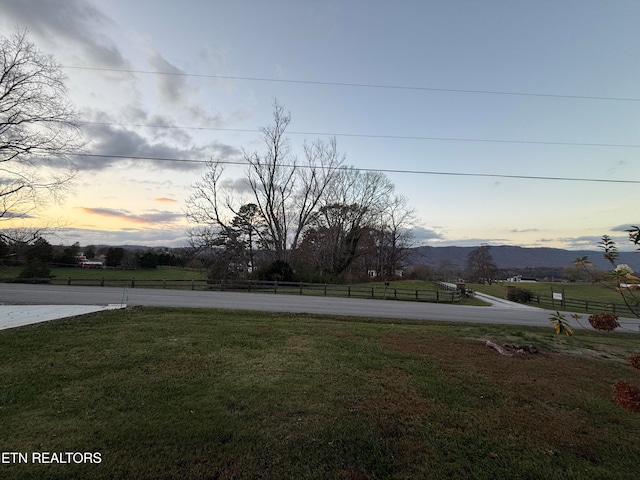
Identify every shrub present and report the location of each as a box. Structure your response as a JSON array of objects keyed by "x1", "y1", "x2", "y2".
[
  {"x1": 627, "y1": 355, "x2": 640, "y2": 370},
  {"x1": 507, "y1": 287, "x2": 534, "y2": 304},
  {"x1": 257, "y1": 260, "x2": 296, "y2": 282},
  {"x1": 613, "y1": 381, "x2": 640, "y2": 412},
  {"x1": 17, "y1": 259, "x2": 51, "y2": 280},
  {"x1": 588, "y1": 312, "x2": 620, "y2": 331}
]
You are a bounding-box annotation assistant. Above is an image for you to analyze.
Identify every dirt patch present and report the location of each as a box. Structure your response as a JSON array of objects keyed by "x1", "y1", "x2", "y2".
[
  {"x1": 375, "y1": 331, "x2": 640, "y2": 449},
  {"x1": 284, "y1": 335, "x2": 311, "y2": 352},
  {"x1": 485, "y1": 340, "x2": 539, "y2": 356},
  {"x1": 391, "y1": 332, "x2": 602, "y2": 398}
]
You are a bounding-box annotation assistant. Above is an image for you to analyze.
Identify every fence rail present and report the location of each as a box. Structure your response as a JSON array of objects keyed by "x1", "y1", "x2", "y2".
[
  {"x1": 0, "y1": 278, "x2": 462, "y2": 304},
  {"x1": 529, "y1": 294, "x2": 639, "y2": 317}
]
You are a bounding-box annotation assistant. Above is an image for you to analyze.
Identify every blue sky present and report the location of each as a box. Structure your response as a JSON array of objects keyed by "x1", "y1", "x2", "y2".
[{"x1": 1, "y1": 0, "x2": 639, "y2": 250}]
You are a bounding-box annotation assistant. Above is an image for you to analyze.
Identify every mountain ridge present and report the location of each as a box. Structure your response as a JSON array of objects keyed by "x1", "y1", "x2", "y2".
[{"x1": 407, "y1": 245, "x2": 640, "y2": 271}]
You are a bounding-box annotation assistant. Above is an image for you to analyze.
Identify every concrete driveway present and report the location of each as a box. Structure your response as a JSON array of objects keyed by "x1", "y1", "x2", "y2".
[{"x1": 0, "y1": 304, "x2": 125, "y2": 330}]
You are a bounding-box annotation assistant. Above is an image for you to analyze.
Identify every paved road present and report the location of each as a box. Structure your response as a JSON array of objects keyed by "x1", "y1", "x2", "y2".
[{"x1": 2, "y1": 283, "x2": 639, "y2": 332}]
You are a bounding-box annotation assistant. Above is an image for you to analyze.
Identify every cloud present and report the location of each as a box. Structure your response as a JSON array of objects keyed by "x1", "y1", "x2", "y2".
[
  {"x1": 77, "y1": 122, "x2": 241, "y2": 171},
  {"x1": 410, "y1": 226, "x2": 443, "y2": 245},
  {"x1": 148, "y1": 52, "x2": 187, "y2": 103},
  {"x1": 54, "y1": 226, "x2": 188, "y2": 247},
  {"x1": 1, "y1": 0, "x2": 127, "y2": 68},
  {"x1": 146, "y1": 51, "x2": 230, "y2": 126},
  {"x1": 0, "y1": 211, "x2": 36, "y2": 219},
  {"x1": 611, "y1": 223, "x2": 640, "y2": 232},
  {"x1": 155, "y1": 197, "x2": 177, "y2": 203},
  {"x1": 81, "y1": 207, "x2": 183, "y2": 226},
  {"x1": 432, "y1": 238, "x2": 511, "y2": 248},
  {"x1": 509, "y1": 228, "x2": 539, "y2": 233},
  {"x1": 537, "y1": 234, "x2": 637, "y2": 251},
  {"x1": 219, "y1": 177, "x2": 253, "y2": 195}
]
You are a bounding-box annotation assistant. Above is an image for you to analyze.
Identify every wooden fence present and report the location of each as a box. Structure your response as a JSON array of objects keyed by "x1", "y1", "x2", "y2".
[
  {"x1": 529, "y1": 294, "x2": 639, "y2": 317},
  {"x1": 1, "y1": 278, "x2": 462, "y2": 304}
]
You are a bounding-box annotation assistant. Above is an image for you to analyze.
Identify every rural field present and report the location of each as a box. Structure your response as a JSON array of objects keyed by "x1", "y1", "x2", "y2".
[
  {"x1": 0, "y1": 266, "x2": 207, "y2": 282},
  {"x1": 470, "y1": 281, "x2": 640, "y2": 315},
  {"x1": 2, "y1": 264, "x2": 637, "y2": 313},
  {"x1": 1, "y1": 307, "x2": 640, "y2": 479}
]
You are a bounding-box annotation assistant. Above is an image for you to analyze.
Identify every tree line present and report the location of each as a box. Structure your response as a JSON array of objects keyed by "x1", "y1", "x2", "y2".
[
  {"x1": 185, "y1": 101, "x2": 415, "y2": 283},
  {"x1": 0, "y1": 236, "x2": 185, "y2": 279}
]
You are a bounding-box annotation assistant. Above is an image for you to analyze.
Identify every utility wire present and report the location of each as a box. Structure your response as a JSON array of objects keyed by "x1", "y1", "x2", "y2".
[
  {"x1": 80, "y1": 121, "x2": 640, "y2": 149},
  {"x1": 73, "y1": 153, "x2": 640, "y2": 184},
  {"x1": 63, "y1": 65, "x2": 640, "y2": 102}
]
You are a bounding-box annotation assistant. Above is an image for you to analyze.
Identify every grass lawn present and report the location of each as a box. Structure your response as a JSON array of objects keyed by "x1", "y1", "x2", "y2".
[
  {"x1": 2, "y1": 308, "x2": 640, "y2": 479},
  {"x1": 470, "y1": 281, "x2": 623, "y2": 303},
  {"x1": 0, "y1": 266, "x2": 206, "y2": 281},
  {"x1": 471, "y1": 281, "x2": 640, "y2": 314}
]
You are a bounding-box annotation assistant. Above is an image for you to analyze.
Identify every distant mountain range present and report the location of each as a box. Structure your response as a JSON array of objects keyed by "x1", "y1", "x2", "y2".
[{"x1": 407, "y1": 245, "x2": 640, "y2": 271}]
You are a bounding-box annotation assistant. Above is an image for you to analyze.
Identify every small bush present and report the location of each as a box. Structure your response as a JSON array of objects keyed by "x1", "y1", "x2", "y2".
[
  {"x1": 257, "y1": 260, "x2": 296, "y2": 282},
  {"x1": 613, "y1": 381, "x2": 640, "y2": 412},
  {"x1": 588, "y1": 312, "x2": 620, "y2": 331},
  {"x1": 507, "y1": 287, "x2": 534, "y2": 304},
  {"x1": 627, "y1": 355, "x2": 640, "y2": 370},
  {"x1": 17, "y1": 259, "x2": 51, "y2": 280}
]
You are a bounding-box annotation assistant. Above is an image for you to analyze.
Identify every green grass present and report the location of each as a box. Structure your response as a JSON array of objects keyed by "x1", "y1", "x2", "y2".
[
  {"x1": 471, "y1": 281, "x2": 640, "y2": 314},
  {"x1": 471, "y1": 281, "x2": 624, "y2": 304},
  {"x1": 0, "y1": 265, "x2": 206, "y2": 281},
  {"x1": 1, "y1": 307, "x2": 640, "y2": 479}
]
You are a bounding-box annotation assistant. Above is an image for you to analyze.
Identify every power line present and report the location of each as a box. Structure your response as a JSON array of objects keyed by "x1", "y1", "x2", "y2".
[
  {"x1": 63, "y1": 65, "x2": 640, "y2": 102},
  {"x1": 74, "y1": 153, "x2": 640, "y2": 184},
  {"x1": 80, "y1": 121, "x2": 640, "y2": 149}
]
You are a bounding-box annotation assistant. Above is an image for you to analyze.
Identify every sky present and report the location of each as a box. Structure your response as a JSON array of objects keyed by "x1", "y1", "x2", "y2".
[{"x1": 1, "y1": 0, "x2": 639, "y2": 251}]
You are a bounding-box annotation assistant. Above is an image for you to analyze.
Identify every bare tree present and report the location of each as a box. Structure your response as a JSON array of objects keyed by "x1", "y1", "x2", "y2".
[
  {"x1": 466, "y1": 244, "x2": 498, "y2": 284},
  {"x1": 244, "y1": 100, "x2": 343, "y2": 261},
  {"x1": 372, "y1": 194, "x2": 415, "y2": 278},
  {"x1": 186, "y1": 100, "x2": 343, "y2": 264},
  {"x1": 296, "y1": 168, "x2": 402, "y2": 279},
  {"x1": 1, "y1": 29, "x2": 81, "y2": 226}
]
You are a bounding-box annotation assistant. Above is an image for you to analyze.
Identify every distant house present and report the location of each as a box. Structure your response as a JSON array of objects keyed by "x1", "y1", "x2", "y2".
[
  {"x1": 80, "y1": 261, "x2": 104, "y2": 269},
  {"x1": 367, "y1": 269, "x2": 404, "y2": 279},
  {"x1": 506, "y1": 275, "x2": 537, "y2": 282},
  {"x1": 74, "y1": 254, "x2": 103, "y2": 269}
]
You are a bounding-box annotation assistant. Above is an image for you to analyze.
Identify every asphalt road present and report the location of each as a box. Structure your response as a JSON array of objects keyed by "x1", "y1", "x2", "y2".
[{"x1": 2, "y1": 283, "x2": 639, "y2": 332}]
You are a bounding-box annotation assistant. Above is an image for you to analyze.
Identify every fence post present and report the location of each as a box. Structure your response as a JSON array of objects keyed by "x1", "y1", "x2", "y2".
[
  {"x1": 415, "y1": 290, "x2": 418, "y2": 301},
  {"x1": 394, "y1": 288, "x2": 397, "y2": 299},
  {"x1": 67, "y1": 277, "x2": 71, "y2": 285},
  {"x1": 348, "y1": 286, "x2": 351, "y2": 297},
  {"x1": 163, "y1": 279, "x2": 166, "y2": 289},
  {"x1": 274, "y1": 281, "x2": 278, "y2": 294},
  {"x1": 300, "y1": 282, "x2": 303, "y2": 295},
  {"x1": 324, "y1": 284, "x2": 327, "y2": 296},
  {"x1": 101, "y1": 277, "x2": 105, "y2": 287},
  {"x1": 248, "y1": 280, "x2": 251, "y2": 293},
  {"x1": 436, "y1": 290, "x2": 439, "y2": 302},
  {"x1": 371, "y1": 287, "x2": 374, "y2": 298},
  {"x1": 191, "y1": 279, "x2": 195, "y2": 290},
  {"x1": 131, "y1": 278, "x2": 135, "y2": 288}
]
